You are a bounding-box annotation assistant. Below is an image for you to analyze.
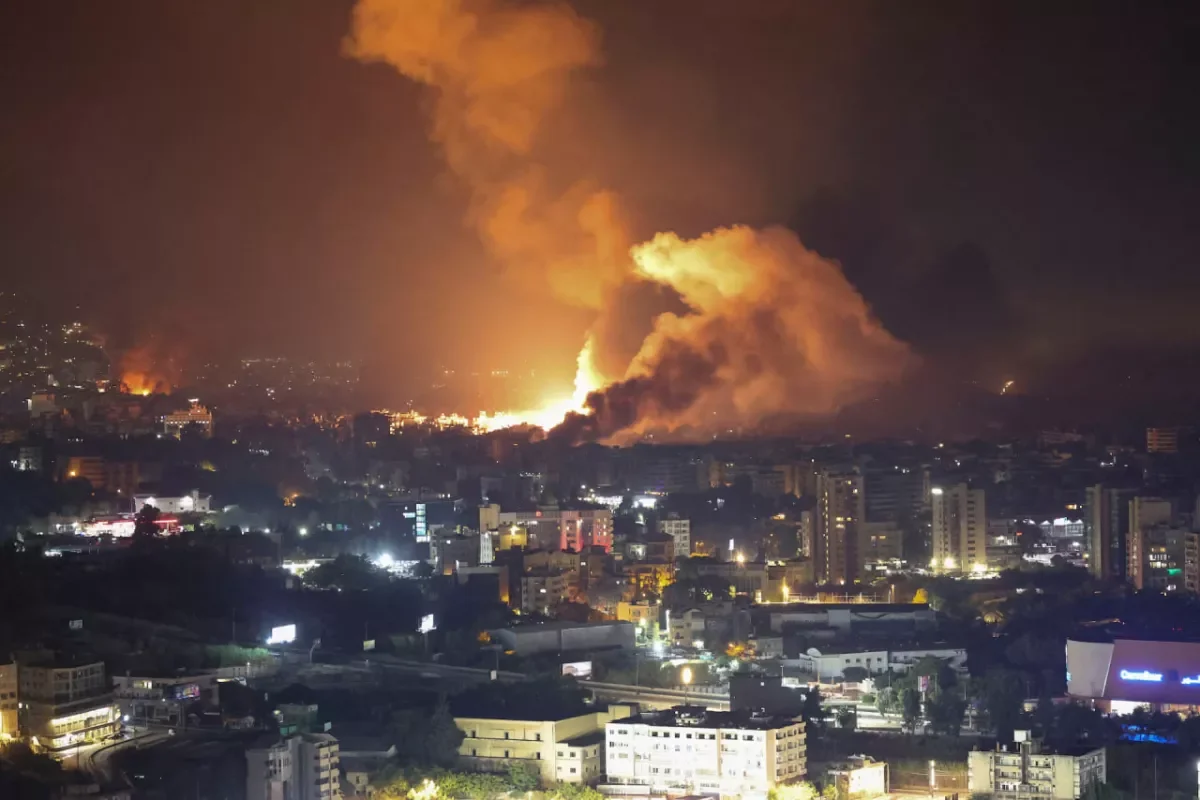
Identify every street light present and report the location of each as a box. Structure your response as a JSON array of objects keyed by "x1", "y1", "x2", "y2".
[
  {"x1": 929, "y1": 759, "x2": 937, "y2": 799},
  {"x1": 681, "y1": 666, "x2": 693, "y2": 706}
]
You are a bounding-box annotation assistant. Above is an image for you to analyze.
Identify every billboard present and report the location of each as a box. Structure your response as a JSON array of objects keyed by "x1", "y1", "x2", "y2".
[
  {"x1": 363, "y1": 639, "x2": 376, "y2": 652},
  {"x1": 165, "y1": 683, "x2": 201, "y2": 701},
  {"x1": 562, "y1": 660, "x2": 593, "y2": 679},
  {"x1": 419, "y1": 614, "x2": 436, "y2": 634},
  {"x1": 267, "y1": 624, "x2": 297, "y2": 645}
]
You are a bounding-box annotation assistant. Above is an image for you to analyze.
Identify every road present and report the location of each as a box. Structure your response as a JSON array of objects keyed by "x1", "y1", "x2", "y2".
[{"x1": 79, "y1": 729, "x2": 172, "y2": 783}]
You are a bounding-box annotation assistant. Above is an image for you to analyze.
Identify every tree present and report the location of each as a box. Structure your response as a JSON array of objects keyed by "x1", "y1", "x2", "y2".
[
  {"x1": 980, "y1": 668, "x2": 1027, "y2": 740},
  {"x1": 133, "y1": 503, "x2": 161, "y2": 538},
  {"x1": 926, "y1": 691, "x2": 967, "y2": 736},
  {"x1": 901, "y1": 687, "x2": 923, "y2": 733},
  {"x1": 801, "y1": 687, "x2": 828, "y2": 732},
  {"x1": 836, "y1": 707, "x2": 857, "y2": 732},
  {"x1": 303, "y1": 554, "x2": 389, "y2": 591},
  {"x1": 842, "y1": 666, "x2": 869, "y2": 683},
  {"x1": 507, "y1": 762, "x2": 540, "y2": 792},
  {"x1": 427, "y1": 699, "x2": 464, "y2": 768},
  {"x1": 876, "y1": 686, "x2": 900, "y2": 717},
  {"x1": 770, "y1": 783, "x2": 819, "y2": 800}
]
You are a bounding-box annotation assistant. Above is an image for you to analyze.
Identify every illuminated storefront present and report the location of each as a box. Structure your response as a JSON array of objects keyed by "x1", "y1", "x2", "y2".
[{"x1": 1067, "y1": 638, "x2": 1200, "y2": 713}]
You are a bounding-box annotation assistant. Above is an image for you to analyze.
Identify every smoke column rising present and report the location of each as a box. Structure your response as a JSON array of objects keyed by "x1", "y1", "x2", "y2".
[{"x1": 347, "y1": 0, "x2": 913, "y2": 441}]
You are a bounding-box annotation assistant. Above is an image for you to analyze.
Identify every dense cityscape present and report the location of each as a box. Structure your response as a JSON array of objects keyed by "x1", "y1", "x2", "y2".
[{"x1": 4, "y1": 1, "x2": 1200, "y2": 800}]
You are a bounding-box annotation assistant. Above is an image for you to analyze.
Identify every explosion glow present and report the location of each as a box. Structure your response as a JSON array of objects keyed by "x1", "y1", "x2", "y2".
[{"x1": 348, "y1": 0, "x2": 913, "y2": 442}]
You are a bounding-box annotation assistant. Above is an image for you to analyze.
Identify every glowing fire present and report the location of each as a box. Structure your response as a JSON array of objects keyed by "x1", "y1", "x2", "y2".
[
  {"x1": 119, "y1": 347, "x2": 173, "y2": 396},
  {"x1": 474, "y1": 339, "x2": 601, "y2": 432},
  {"x1": 121, "y1": 372, "x2": 164, "y2": 396}
]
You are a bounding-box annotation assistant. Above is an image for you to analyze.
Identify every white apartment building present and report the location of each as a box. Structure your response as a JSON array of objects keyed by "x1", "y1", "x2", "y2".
[
  {"x1": 605, "y1": 707, "x2": 806, "y2": 799},
  {"x1": 931, "y1": 483, "x2": 986, "y2": 573},
  {"x1": 520, "y1": 569, "x2": 573, "y2": 615},
  {"x1": 162, "y1": 403, "x2": 214, "y2": 438},
  {"x1": 132, "y1": 490, "x2": 212, "y2": 515},
  {"x1": 789, "y1": 645, "x2": 967, "y2": 681},
  {"x1": 968, "y1": 731, "x2": 1104, "y2": 800},
  {"x1": 658, "y1": 516, "x2": 692, "y2": 558},
  {"x1": 246, "y1": 732, "x2": 341, "y2": 800}
]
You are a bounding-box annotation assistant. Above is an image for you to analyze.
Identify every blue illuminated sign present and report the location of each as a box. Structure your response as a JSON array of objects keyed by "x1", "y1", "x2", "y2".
[
  {"x1": 1181, "y1": 676, "x2": 1200, "y2": 686},
  {"x1": 1120, "y1": 669, "x2": 1163, "y2": 682}
]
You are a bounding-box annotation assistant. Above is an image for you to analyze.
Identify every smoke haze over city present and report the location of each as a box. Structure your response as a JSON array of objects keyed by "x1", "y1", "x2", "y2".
[{"x1": 2, "y1": 0, "x2": 1200, "y2": 427}]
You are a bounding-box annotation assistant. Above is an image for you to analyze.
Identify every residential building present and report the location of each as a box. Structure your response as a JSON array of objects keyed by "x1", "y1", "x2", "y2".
[
  {"x1": 162, "y1": 402, "x2": 213, "y2": 438},
  {"x1": 616, "y1": 602, "x2": 660, "y2": 630},
  {"x1": 815, "y1": 468, "x2": 864, "y2": 585},
  {"x1": 245, "y1": 732, "x2": 341, "y2": 800},
  {"x1": 1084, "y1": 486, "x2": 1136, "y2": 580},
  {"x1": 131, "y1": 490, "x2": 211, "y2": 515},
  {"x1": 61, "y1": 456, "x2": 106, "y2": 488},
  {"x1": 828, "y1": 756, "x2": 887, "y2": 799},
  {"x1": 931, "y1": 484, "x2": 986, "y2": 574},
  {"x1": 658, "y1": 515, "x2": 692, "y2": 558},
  {"x1": 520, "y1": 568, "x2": 574, "y2": 615},
  {"x1": 431, "y1": 532, "x2": 479, "y2": 575},
  {"x1": 668, "y1": 608, "x2": 708, "y2": 648},
  {"x1": 858, "y1": 521, "x2": 903, "y2": 573},
  {"x1": 863, "y1": 465, "x2": 929, "y2": 524},
  {"x1": 456, "y1": 705, "x2": 633, "y2": 784},
  {"x1": 20, "y1": 659, "x2": 119, "y2": 754},
  {"x1": 492, "y1": 506, "x2": 613, "y2": 553},
  {"x1": 1126, "y1": 523, "x2": 1187, "y2": 591},
  {"x1": 1185, "y1": 532, "x2": 1200, "y2": 594},
  {"x1": 1129, "y1": 497, "x2": 1172, "y2": 538},
  {"x1": 605, "y1": 706, "x2": 806, "y2": 798},
  {"x1": 1146, "y1": 427, "x2": 1180, "y2": 454},
  {"x1": 0, "y1": 661, "x2": 16, "y2": 739},
  {"x1": 968, "y1": 731, "x2": 1105, "y2": 800}
]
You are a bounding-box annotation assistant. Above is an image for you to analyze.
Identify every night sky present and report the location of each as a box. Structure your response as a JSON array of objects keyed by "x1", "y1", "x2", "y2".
[{"x1": 2, "y1": 0, "x2": 1198, "y2": 401}]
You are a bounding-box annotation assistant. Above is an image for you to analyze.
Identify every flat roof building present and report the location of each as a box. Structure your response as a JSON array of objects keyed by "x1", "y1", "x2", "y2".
[
  {"x1": 969, "y1": 731, "x2": 1104, "y2": 800},
  {"x1": 605, "y1": 706, "x2": 806, "y2": 799}
]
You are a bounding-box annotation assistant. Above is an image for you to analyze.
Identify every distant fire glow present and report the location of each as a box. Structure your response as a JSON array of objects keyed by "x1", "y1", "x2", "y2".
[{"x1": 119, "y1": 346, "x2": 173, "y2": 396}]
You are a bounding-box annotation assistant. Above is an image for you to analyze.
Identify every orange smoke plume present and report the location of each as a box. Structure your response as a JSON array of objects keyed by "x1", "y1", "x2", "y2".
[
  {"x1": 561, "y1": 226, "x2": 913, "y2": 441},
  {"x1": 347, "y1": 0, "x2": 628, "y2": 310},
  {"x1": 119, "y1": 347, "x2": 174, "y2": 396},
  {"x1": 347, "y1": 0, "x2": 913, "y2": 440}
]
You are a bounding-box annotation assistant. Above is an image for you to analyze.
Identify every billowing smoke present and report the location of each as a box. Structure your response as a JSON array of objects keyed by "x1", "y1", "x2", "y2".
[
  {"x1": 560, "y1": 226, "x2": 913, "y2": 442},
  {"x1": 347, "y1": 0, "x2": 913, "y2": 441},
  {"x1": 346, "y1": 0, "x2": 628, "y2": 311}
]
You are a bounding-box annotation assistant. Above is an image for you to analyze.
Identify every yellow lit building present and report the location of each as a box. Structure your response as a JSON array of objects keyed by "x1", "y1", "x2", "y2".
[
  {"x1": 20, "y1": 660, "x2": 118, "y2": 754},
  {"x1": 456, "y1": 705, "x2": 634, "y2": 784},
  {"x1": 0, "y1": 662, "x2": 17, "y2": 739}
]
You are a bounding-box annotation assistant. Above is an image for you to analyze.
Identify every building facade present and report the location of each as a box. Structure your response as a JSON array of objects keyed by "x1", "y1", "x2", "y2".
[
  {"x1": 20, "y1": 660, "x2": 118, "y2": 754},
  {"x1": 605, "y1": 707, "x2": 806, "y2": 799},
  {"x1": 245, "y1": 732, "x2": 341, "y2": 800},
  {"x1": 815, "y1": 468, "x2": 864, "y2": 585},
  {"x1": 0, "y1": 662, "x2": 17, "y2": 739},
  {"x1": 658, "y1": 515, "x2": 692, "y2": 558},
  {"x1": 931, "y1": 483, "x2": 986, "y2": 573},
  {"x1": 968, "y1": 731, "x2": 1104, "y2": 800},
  {"x1": 456, "y1": 707, "x2": 633, "y2": 784}
]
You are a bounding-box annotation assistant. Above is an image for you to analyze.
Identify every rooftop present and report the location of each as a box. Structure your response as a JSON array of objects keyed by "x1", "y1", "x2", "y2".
[
  {"x1": 562, "y1": 730, "x2": 606, "y2": 747},
  {"x1": 615, "y1": 705, "x2": 803, "y2": 731}
]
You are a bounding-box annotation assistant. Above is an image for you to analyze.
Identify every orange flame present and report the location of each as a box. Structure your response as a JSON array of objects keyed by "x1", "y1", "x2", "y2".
[{"x1": 119, "y1": 348, "x2": 173, "y2": 396}]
